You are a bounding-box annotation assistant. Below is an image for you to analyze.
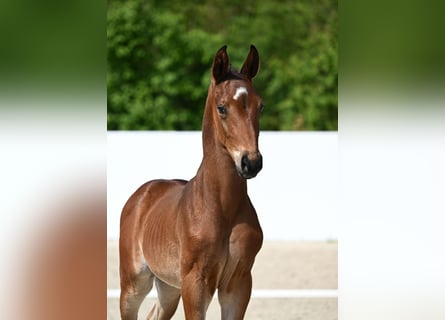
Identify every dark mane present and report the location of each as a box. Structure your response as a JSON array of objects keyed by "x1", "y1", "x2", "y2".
[{"x1": 216, "y1": 67, "x2": 250, "y2": 83}]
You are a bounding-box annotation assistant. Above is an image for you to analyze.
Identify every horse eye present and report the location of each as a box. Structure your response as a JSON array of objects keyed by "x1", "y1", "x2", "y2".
[
  {"x1": 217, "y1": 105, "x2": 227, "y2": 115},
  {"x1": 259, "y1": 104, "x2": 265, "y2": 113}
]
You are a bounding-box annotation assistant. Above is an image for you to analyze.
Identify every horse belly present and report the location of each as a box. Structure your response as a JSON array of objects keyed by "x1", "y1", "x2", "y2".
[{"x1": 143, "y1": 240, "x2": 181, "y2": 288}]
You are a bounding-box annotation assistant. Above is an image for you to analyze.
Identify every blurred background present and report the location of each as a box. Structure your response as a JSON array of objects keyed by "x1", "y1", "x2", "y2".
[
  {"x1": 107, "y1": 0, "x2": 338, "y2": 131},
  {"x1": 106, "y1": 2, "x2": 339, "y2": 318}
]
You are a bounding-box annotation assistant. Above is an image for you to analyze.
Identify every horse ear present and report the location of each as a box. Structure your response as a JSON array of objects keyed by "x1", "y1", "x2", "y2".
[
  {"x1": 212, "y1": 45, "x2": 230, "y2": 83},
  {"x1": 240, "y1": 44, "x2": 259, "y2": 79}
]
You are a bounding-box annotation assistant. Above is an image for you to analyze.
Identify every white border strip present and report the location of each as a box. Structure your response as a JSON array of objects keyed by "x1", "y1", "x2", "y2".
[
  {"x1": 107, "y1": 289, "x2": 337, "y2": 299},
  {"x1": 252, "y1": 289, "x2": 338, "y2": 298}
]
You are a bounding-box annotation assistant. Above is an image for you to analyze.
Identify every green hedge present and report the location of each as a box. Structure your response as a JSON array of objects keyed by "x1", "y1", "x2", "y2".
[{"x1": 107, "y1": 0, "x2": 337, "y2": 130}]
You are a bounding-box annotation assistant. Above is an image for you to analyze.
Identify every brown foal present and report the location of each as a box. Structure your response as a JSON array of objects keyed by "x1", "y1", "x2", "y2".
[{"x1": 119, "y1": 45, "x2": 264, "y2": 320}]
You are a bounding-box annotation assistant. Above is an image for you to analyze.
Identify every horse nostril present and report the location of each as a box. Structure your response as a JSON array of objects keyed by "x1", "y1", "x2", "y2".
[
  {"x1": 240, "y1": 153, "x2": 262, "y2": 177},
  {"x1": 241, "y1": 154, "x2": 250, "y2": 173}
]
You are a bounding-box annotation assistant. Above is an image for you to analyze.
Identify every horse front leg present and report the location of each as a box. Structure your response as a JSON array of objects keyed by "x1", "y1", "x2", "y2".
[
  {"x1": 180, "y1": 265, "x2": 218, "y2": 320},
  {"x1": 218, "y1": 271, "x2": 253, "y2": 320}
]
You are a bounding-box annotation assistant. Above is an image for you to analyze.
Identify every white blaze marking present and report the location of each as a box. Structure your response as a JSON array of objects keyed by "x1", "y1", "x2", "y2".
[{"x1": 233, "y1": 87, "x2": 248, "y2": 100}]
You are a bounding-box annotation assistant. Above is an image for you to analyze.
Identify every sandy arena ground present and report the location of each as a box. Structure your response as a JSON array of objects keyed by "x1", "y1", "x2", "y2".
[{"x1": 107, "y1": 241, "x2": 337, "y2": 320}]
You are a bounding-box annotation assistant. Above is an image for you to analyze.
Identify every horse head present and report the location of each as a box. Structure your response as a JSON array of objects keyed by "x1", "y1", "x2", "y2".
[{"x1": 208, "y1": 45, "x2": 264, "y2": 179}]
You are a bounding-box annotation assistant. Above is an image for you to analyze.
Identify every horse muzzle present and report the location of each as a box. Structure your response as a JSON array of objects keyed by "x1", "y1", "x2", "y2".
[{"x1": 237, "y1": 151, "x2": 263, "y2": 179}]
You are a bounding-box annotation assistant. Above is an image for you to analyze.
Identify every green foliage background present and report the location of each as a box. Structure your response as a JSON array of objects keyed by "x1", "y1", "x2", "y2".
[{"x1": 107, "y1": 0, "x2": 337, "y2": 130}]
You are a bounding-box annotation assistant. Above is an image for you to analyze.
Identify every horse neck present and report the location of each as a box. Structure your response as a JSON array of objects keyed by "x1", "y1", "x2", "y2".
[{"x1": 196, "y1": 87, "x2": 248, "y2": 213}]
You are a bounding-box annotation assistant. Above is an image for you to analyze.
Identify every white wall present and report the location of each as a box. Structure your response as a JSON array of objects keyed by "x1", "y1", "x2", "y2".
[{"x1": 107, "y1": 131, "x2": 337, "y2": 241}]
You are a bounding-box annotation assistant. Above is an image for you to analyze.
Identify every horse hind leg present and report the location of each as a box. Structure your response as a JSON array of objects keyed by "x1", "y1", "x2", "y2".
[
  {"x1": 146, "y1": 277, "x2": 181, "y2": 320},
  {"x1": 120, "y1": 260, "x2": 155, "y2": 320}
]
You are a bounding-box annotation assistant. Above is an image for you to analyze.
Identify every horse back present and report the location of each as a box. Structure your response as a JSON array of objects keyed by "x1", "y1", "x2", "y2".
[{"x1": 120, "y1": 179, "x2": 188, "y2": 231}]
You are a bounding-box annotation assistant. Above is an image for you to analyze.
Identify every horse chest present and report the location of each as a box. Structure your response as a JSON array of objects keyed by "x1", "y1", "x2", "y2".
[{"x1": 177, "y1": 206, "x2": 262, "y2": 274}]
